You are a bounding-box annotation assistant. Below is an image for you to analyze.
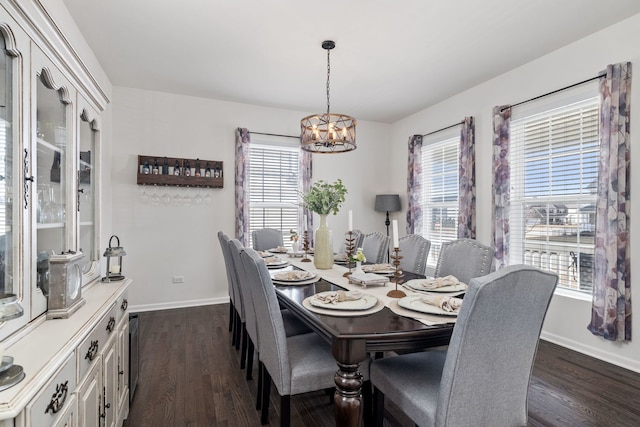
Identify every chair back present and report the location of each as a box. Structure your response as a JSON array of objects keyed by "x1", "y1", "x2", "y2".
[
  {"x1": 398, "y1": 235, "x2": 431, "y2": 275},
  {"x1": 218, "y1": 231, "x2": 244, "y2": 320},
  {"x1": 251, "y1": 228, "x2": 284, "y2": 251},
  {"x1": 436, "y1": 265, "x2": 558, "y2": 426},
  {"x1": 229, "y1": 239, "x2": 258, "y2": 346},
  {"x1": 361, "y1": 232, "x2": 390, "y2": 264},
  {"x1": 434, "y1": 238, "x2": 494, "y2": 284},
  {"x1": 338, "y1": 229, "x2": 364, "y2": 254},
  {"x1": 240, "y1": 248, "x2": 292, "y2": 395}
]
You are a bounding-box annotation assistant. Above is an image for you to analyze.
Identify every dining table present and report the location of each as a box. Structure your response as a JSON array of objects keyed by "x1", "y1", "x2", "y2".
[{"x1": 270, "y1": 255, "x2": 458, "y2": 427}]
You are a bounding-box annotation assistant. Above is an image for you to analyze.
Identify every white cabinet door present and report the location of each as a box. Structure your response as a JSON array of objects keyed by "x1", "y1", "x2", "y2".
[
  {"x1": 77, "y1": 360, "x2": 101, "y2": 427},
  {"x1": 102, "y1": 336, "x2": 117, "y2": 427},
  {"x1": 116, "y1": 317, "x2": 130, "y2": 424}
]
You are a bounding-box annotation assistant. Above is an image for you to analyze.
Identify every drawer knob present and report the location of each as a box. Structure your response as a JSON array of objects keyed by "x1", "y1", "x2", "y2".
[
  {"x1": 121, "y1": 299, "x2": 128, "y2": 311},
  {"x1": 45, "y1": 380, "x2": 68, "y2": 414},
  {"x1": 106, "y1": 317, "x2": 116, "y2": 333},
  {"x1": 85, "y1": 340, "x2": 99, "y2": 361}
]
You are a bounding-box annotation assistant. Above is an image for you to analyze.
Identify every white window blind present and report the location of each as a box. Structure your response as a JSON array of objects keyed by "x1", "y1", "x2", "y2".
[
  {"x1": 248, "y1": 142, "x2": 300, "y2": 249},
  {"x1": 420, "y1": 135, "x2": 459, "y2": 267},
  {"x1": 510, "y1": 97, "x2": 599, "y2": 293}
]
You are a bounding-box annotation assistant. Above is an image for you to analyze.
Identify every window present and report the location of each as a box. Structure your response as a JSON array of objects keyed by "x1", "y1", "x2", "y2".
[
  {"x1": 510, "y1": 94, "x2": 599, "y2": 293},
  {"x1": 419, "y1": 132, "x2": 460, "y2": 267},
  {"x1": 248, "y1": 140, "x2": 300, "y2": 249}
]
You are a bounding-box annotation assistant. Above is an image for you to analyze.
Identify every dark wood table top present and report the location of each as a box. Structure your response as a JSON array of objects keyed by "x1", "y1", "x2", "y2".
[{"x1": 274, "y1": 274, "x2": 454, "y2": 352}]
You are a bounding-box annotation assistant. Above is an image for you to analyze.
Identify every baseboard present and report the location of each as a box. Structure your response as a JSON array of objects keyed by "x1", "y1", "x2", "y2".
[
  {"x1": 540, "y1": 331, "x2": 640, "y2": 374},
  {"x1": 129, "y1": 296, "x2": 230, "y2": 314}
]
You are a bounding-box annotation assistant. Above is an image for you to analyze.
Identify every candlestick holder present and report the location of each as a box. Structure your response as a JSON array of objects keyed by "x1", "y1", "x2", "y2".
[
  {"x1": 387, "y1": 247, "x2": 406, "y2": 298},
  {"x1": 301, "y1": 230, "x2": 311, "y2": 262},
  {"x1": 343, "y1": 231, "x2": 356, "y2": 277}
]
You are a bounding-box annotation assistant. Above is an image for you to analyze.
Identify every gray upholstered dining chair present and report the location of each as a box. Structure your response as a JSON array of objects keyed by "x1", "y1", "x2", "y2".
[
  {"x1": 370, "y1": 264, "x2": 558, "y2": 427},
  {"x1": 217, "y1": 232, "x2": 242, "y2": 350},
  {"x1": 251, "y1": 228, "x2": 284, "y2": 251},
  {"x1": 361, "y1": 232, "x2": 390, "y2": 264},
  {"x1": 240, "y1": 247, "x2": 370, "y2": 427},
  {"x1": 398, "y1": 234, "x2": 431, "y2": 275},
  {"x1": 228, "y1": 240, "x2": 311, "y2": 384},
  {"x1": 338, "y1": 229, "x2": 364, "y2": 254},
  {"x1": 434, "y1": 238, "x2": 495, "y2": 284}
]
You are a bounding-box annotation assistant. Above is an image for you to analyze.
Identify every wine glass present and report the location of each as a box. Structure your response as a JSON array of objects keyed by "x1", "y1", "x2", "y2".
[
  {"x1": 203, "y1": 190, "x2": 212, "y2": 205},
  {"x1": 194, "y1": 188, "x2": 203, "y2": 205},
  {"x1": 151, "y1": 185, "x2": 160, "y2": 206}
]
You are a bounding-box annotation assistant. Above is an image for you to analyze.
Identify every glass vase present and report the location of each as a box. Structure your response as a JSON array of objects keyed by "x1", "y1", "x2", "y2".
[{"x1": 314, "y1": 214, "x2": 333, "y2": 269}]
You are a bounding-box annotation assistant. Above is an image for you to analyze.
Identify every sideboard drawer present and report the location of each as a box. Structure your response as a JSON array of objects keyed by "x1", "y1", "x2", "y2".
[
  {"x1": 76, "y1": 303, "x2": 117, "y2": 381},
  {"x1": 116, "y1": 289, "x2": 129, "y2": 324},
  {"x1": 25, "y1": 353, "x2": 76, "y2": 427}
]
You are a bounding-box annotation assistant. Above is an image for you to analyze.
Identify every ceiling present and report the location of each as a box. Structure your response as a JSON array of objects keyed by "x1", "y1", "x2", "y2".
[{"x1": 61, "y1": 0, "x2": 640, "y2": 123}]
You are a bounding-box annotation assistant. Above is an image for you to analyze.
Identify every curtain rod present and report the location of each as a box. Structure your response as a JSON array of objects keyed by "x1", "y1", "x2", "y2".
[
  {"x1": 248, "y1": 131, "x2": 300, "y2": 139},
  {"x1": 501, "y1": 73, "x2": 605, "y2": 112},
  {"x1": 422, "y1": 121, "x2": 464, "y2": 137}
]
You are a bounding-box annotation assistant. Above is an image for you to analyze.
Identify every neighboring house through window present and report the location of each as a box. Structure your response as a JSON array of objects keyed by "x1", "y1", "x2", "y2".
[{"x1": 509, "y1": 86, "x2": 599, "y2": 293}]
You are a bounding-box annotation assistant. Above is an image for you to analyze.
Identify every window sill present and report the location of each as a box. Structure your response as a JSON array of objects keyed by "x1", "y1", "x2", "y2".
[{"x1": 553, "y1": 286, "x2": 592, "y2": 302}]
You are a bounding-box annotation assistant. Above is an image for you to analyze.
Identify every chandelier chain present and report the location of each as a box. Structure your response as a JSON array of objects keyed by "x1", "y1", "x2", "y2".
[{"x1": 326, "y1": 47, "x2": 331, "y2": 115}]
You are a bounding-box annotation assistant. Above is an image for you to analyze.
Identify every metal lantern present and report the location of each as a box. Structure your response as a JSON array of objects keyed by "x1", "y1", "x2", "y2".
[{"x1": 102, "y1": 235, "x2": 126, "y2": 282}]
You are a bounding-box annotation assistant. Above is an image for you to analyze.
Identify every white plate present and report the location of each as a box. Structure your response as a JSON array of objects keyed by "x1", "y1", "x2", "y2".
[
  {"x1": 273, "y1": 276, "x2": 321, "y2": 286},
  {"x1": 271, "y1": 271, "x2": 316, "y2": 282},
  {"x1": 397, "y1": 295, "x2": 459, "y2": 316},
  {"x1": 404, "y1": 279, "x2": 468, "y2": 293},
  {"x1": 309, "y1": 292, "x2": 378, "y2": 311},
  {"x1": 266, "y1": 261, "x2": 289, "y2": 269}
]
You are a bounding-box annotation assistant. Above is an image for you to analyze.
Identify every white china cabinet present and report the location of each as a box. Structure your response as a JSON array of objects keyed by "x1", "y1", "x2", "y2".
[{"x1": 0, "y1": 2, "x2": 128, "y2": 427}]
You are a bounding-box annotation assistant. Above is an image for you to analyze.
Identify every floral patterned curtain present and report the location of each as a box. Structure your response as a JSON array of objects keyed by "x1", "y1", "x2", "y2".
[
  {"x1": 235, "y1": 128, "x2": 251, "y2": 246},
  {"x1": 491, "y1": 106, "x2": 511, "y2": 270},
  {"x1": 300, "y1": 150, "x2": 314, "y2": 245},
  {"x1": 458, "y1": 117, "x2": 476, "y2": 239},
  {"x1": 588, "y1": 62, "x2": 632, "y2": 341},
  {"x1": 406, "y1": 135, "x2": 423, "y2": 234}
]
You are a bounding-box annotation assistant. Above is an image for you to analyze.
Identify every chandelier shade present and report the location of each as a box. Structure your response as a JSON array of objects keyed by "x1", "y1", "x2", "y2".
[{"x1": 300, "y1": 40, "x2": 357, "y2": 154}]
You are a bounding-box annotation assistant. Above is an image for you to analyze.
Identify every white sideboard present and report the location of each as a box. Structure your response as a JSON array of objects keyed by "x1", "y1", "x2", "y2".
[{"x1": 0, "y1": 279, "x2": 131, "y2": 427}]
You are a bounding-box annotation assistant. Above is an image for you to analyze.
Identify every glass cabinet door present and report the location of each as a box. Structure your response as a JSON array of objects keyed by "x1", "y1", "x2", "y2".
[
  {"x1": 35, "y1": 74, "x2": 69, "y2": 256},
  {"x1": 78, "y1": 112, "x2": 97, "y2": 276},
  {"x1": 0, "y1": 33, "x2": 15, "y2": 297}
]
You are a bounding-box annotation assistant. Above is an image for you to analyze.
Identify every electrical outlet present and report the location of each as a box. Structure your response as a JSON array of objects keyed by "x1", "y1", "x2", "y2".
[{"x1": 172, "y1": 275, "x2": 184, "y2": 284}]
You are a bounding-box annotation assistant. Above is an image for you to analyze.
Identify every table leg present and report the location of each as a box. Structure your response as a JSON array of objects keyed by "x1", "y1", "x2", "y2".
[{"x1": 332, "y1": 338, "x2": 367, "y2": 427}]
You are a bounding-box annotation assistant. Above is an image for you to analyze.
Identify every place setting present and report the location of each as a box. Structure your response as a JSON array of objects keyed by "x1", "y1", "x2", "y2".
[
  {"x1": 263, "y1": 256, "x2": 290, "y2": 269},
  {"x1": 303, "y1": 290, "x2": 384, "y2": 316},
  {"x1": 362, "y1": 263, "x2": 396, "y2": 275},
  {"x1": 403, "y1": 275, "x2": 468, "y2": 295},
  {"x1": 271, "y1": 270, "x2": 320, "y2": 286},
  {"x1": 389, "y1": 293, "x2": 462, "y2": 324}
]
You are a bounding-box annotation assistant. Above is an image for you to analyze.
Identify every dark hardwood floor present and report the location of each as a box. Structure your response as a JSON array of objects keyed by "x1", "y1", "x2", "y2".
[{"x1": 123, "y1": 304, "x2": 640, "y2": 427}]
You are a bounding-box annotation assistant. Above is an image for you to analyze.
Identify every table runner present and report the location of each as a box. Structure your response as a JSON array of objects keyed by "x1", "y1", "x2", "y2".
[{"x1": 286, "y1": 257, "x2": 457, "y2": 325}]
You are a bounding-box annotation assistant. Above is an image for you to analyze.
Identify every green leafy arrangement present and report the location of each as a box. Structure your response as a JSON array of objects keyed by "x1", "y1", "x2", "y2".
[
  {"x1": 301, "y1": 179, "x2": 347, "y2": 215},
  {"x1": 350, "y1": 248, "x2": 366, "y2": 263}
]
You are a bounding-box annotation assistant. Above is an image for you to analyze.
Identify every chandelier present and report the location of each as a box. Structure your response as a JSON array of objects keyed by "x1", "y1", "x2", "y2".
[{"x1": 300, "y1": 40, "x2": 357, "y2": 153}]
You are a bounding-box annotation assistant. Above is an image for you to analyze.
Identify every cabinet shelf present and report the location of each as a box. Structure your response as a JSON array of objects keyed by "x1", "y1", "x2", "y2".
[{"x1": 136, "y1": 155, "x2": 223, "y2": 188}]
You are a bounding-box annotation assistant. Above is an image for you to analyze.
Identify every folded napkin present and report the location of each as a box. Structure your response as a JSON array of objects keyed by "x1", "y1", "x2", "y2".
[
  {"x1": 418, "y1": 275, "x2": 462, "y2": 290},
  {"x1": 273, "y1": 271, "x2": 312, "y2": 281},
  {"x1": 334, "y1": 253, "x2": 349, "y2": 261},
  {"x1": 264, "y1": 256, "x2": 282, "y2": 264},
  {"x1": 420, "y1": 295, "x2": 463, "y2": 312},
  {"x1": 268, "y1": 246, "x2": 288, "y2": 253},
  {"x1": 313, "y1": 290, "x2": 363, "y2": 305},
  {"x1": 257, "y1": 251, "x2": 271, "y2": 258},
  {"x1": 362, "y1": 263, "x2": 394, "y2": 272}
]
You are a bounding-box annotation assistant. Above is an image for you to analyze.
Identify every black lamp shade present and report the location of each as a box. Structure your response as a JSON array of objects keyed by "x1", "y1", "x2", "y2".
[{"x1": 375, "y1": 194, "x2": 401, "y2": 212}]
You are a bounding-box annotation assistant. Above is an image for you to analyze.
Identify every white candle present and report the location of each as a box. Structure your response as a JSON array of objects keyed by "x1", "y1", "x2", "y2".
[
  {"x1": 348, "y1": 210, "x2": 353, "y2": 232},
  {"x1": 303, "y1": 215, "x2": 307, "y2": 231},
  {"x1": 110, "y1": 264, "x2": 121, "y2": 274},
  {"x1": 392, "y1": 220, "x2": 399, "y2": 248}
]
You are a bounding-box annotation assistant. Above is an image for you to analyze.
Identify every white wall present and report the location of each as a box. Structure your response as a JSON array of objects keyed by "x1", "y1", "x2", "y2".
[
  {"x1": 111, "y1": 87, "x2": 391, "y2": 312},
  {"x1": 389, "y1": 13, "x2": 640, "y2": 372}
]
